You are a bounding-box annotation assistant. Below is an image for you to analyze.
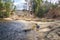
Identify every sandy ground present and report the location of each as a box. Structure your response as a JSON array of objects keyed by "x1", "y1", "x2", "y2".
[{"x1": 16, "y1": 19, "x2": 60, "y2": 40}]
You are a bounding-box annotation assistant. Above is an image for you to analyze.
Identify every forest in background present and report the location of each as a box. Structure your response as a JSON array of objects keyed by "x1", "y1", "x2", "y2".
[{"x1": 0, "y1": 0, "x2": 60, "y2": 20}]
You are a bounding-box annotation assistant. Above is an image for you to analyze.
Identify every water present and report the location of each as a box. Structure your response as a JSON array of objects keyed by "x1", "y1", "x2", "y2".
[{"x1": 0, "y1": 21, "x2": 34, "y2": 40}]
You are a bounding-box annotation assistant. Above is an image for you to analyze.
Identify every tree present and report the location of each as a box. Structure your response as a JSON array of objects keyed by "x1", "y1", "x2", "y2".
[
  {"x1": 58, "y1": 0, "x2": 60, "y2": 5},
  {"x1": 32, "y1": 0, "x2": 43, "y2": 17},
  {"x1": 32, "y1": 0, "x2": 58, "y2": 18},
  {"x1": 0, "y1": 0, "x2": 15, "y2": 18},
  {"x1": 33, "y1": 0, "x2": 42, "y2": 12}
]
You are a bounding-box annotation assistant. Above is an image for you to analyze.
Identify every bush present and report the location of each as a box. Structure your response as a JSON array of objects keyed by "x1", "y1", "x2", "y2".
[
  {"x1": 36, "y1": 7, "x2": 49, "y2": 18},
  {"x1": 0, "y1": 0, "x2": 15, "y2": 18}
]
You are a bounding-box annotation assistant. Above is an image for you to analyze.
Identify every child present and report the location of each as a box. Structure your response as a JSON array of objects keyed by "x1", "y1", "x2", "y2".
[
  {"x1": 32, "y1": 23, "x2": 40, "y2": 31},
  {"x1": 35, "y1": 24, "x2": 40, "y2": 31}
]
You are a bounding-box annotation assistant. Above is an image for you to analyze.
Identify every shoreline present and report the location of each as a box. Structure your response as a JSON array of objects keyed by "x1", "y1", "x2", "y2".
[{"x1": 0, "y1": 17, "x2": 60, "y2": 23}]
